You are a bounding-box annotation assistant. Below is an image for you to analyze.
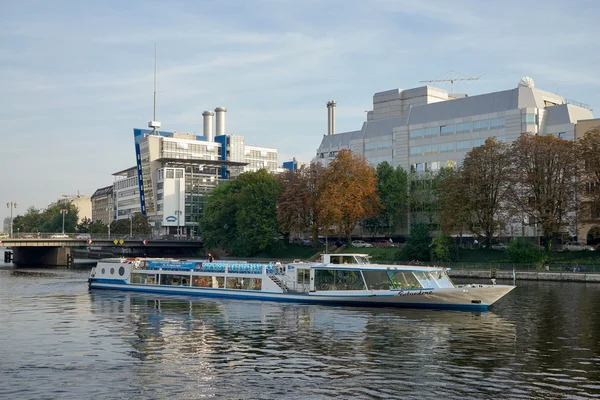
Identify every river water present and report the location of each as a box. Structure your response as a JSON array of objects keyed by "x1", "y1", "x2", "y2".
[{"x1": 1, "y1": 260, "x2": 600, "y2": 399}]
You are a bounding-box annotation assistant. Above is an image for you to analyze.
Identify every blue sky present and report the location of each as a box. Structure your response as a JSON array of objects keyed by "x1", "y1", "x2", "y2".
[{"x1": 2, "y1": 0, "x2": 600, "y2": 221}]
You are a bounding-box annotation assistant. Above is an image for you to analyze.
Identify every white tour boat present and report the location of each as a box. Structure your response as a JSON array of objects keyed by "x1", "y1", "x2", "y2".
[{"x1": 88, "y1": 253, "x2": 515, "y2": 311}]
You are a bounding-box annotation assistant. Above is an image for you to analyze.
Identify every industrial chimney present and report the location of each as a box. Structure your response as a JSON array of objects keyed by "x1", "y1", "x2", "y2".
[
  {"x1": 326, "y1": 100, "x2": 337, "y2": 135},
  {"x1": 202, "y1": 111, "x2": 214, "y2": 142},
  {"x1": 215, "y1": 107, "x2": 227, "y2": 136}
]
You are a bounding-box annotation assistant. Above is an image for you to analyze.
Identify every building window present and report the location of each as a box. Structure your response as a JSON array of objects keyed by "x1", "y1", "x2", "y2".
[
  {"x1": 456, "y1": 122, "x2": 472, "y2": 133},
  {"x1": 457, "y1": 140, "x2": 471, "y2": 151},
  {"x1": 410, "y1": 129, "x2": 423, "y2": 138},
  {"x1": 490, "y1": 117, "x2": 505, "y2": 129},
  {"x1": 440, "y1": 142, "x2": 455, "y2": 153},
  {"x1": 166, "y1": 169, "x2": 174, "y2": 179},
  {"x1": 473, "y1": 120, "x2": 489, "y2": 131},
  {"x1": 423, "y1": 127, "x2": 437, "y2": 137},
  {"x1": 522, "y1": 113, "x2": 536, "y2": 124},
  {"x1": 558, "y1": 132, "x2": 566, "y2": 139},
  {"x1": 440, "y1": 124, "x2": 455, "y2": 135}
]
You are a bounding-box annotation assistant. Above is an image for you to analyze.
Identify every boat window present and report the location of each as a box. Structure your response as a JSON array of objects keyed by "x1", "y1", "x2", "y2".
[
  {"x1": 192, "y1": 276, "x2": 224, "y2": 288},
  {"x1": 435, "y1": 271, "x2": 453, "y2": 288},
  {"x1": 315, "y1": 270, "x2": 366, "y2": 291},
  {"x1": 131, "y1": 272, "x2": 156, "y2": 284},
  {"x1": 413, "y1": 272, "x2": 439, "y2": 288},
  {"x1": 160, "y1": 274, "x2": 188, "y2": 286},
  {"x1": 330, "y1": 255, "x2": 357, "y2": 264},
  {"x1": 388, "y1": 271, "x2": 423, "y2": 289},
  {"x1": 362, "y1": 270, "x2": 393, "y2": 290},
  {"x1": 226, "y1": 277, "x2": 262, "y2": 290},
  {"x1": 355, "y1": 256, "x2": 370, "y2": 265}
]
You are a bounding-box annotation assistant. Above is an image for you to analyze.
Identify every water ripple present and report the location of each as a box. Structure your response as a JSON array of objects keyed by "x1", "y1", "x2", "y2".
[{"x1": 1, "y1": 269, "x2": 600, "y2": 399}]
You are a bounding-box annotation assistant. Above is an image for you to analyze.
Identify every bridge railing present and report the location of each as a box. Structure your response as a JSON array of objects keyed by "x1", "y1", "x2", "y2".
[{"x1": 8, "y1": 233, "x2": 202, "y2": 241}]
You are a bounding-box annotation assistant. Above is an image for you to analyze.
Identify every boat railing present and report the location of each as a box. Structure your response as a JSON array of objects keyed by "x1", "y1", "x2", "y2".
[{"x1": 135, "y1": 260, "x2": 277, "y2": 275}]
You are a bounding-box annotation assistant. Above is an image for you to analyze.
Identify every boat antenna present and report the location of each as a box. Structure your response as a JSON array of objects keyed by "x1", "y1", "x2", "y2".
[{"x1": 148, "y1": 43, "x2": 162, "y2": 135}]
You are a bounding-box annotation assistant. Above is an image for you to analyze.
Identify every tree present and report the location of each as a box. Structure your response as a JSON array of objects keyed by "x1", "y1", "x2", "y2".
[
  {"x1": 577, "y1": 127, "x2": 600, "y2": 225},
  {"x1": 437, "y1": 167, "x2": 470, "y2": 237},
  {"x1": 77, "y1": 217, "x2": 93, "y2": 233},
  {"x1": 363, "y1": 162, "x2": 408, "y2": 236},
  {"x1": 509, "y1": 134, "x2": 577, "y2": 248},
  {"x1": 109, "y1": 213, "x2": 150, "y2": 236},
  {"x1": 397, "y1": 222, "x2": 431, "y2": 262},
  {"x1": 89, "y1": 220, "x2": 108, "y2": 234},
  {"x1": 445, "y1": 138, "x2": 512, "y2": 248},
  {"x1": 318, "y1": 150, "x2": 381, "y2": 243},
  {"x1": 39, "y1": 202, "x2": 79, "y2": 233},
  {"x1": 431, "y1": 235, "x2": 458, "y2": 262},
  {"x1": 277, "y1": 163, "x2": 325, "y2": 246},
  {"x1": 201, "y1": 169, "x2": 283, "y2": 256}
]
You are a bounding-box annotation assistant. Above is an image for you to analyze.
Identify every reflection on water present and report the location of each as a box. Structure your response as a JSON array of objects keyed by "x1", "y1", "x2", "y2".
[{"x1": 1, "y1": 266, "x2": 600, "y2": 399}]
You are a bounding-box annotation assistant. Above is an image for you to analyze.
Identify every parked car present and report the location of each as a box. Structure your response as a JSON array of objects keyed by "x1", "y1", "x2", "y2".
[
  {"x1": 75, "y1": 233, "x2": 91, "y2": 240},
  {"x1": 491, "y1": 243, "x2": 508, "y2": 250},
  {"x1": 562, "y1": 241, "x2": 595, "y2": 252},
  {"x1": 351, "y1": 240, "x2": 373, "y2": 248},
  {"x1": 22, "y1": 234, "x2": 34, "y2": 238},
  {"x1": 0, "y1": 233, "x2": 9, "y2": 239},
  {"x1": 50, "y1": 233, "x2": 69, "y2": 239}
]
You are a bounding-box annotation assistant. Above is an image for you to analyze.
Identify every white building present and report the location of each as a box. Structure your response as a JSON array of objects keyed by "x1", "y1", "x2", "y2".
[
  {"x1": 316, "y1": 77, "x2": 593, "y2": 173},
  {"x1": 134, "y1": 107, "x2": 279, "y2": 236},
  {"x1": 112, "y1": 168, "x2": 141, "y2": 221},
  {"x1": 315, "y1": 78, "x2": 594, "y2": 237}
]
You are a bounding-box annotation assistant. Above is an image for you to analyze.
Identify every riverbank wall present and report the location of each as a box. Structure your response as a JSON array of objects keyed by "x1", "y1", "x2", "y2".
[{"x1": 448, "y1": 269, "x2": 600, "y2": 282}]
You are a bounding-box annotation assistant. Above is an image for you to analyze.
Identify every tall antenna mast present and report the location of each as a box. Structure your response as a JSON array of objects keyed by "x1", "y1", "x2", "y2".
[
  {"x1": 153, "y1": 43, "x2": 157, "y2": 122},
  {"x1": 420, "y1": 70, "x2": 482, "y2": 98},
  {"x1": 148, "y1": 43, "x2": 162, "y2": 134}
]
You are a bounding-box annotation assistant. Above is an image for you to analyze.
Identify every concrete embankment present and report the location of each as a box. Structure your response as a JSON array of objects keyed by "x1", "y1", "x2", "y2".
[{"x1": 448, "y1": 269, "x2": 600, "y2": 283}]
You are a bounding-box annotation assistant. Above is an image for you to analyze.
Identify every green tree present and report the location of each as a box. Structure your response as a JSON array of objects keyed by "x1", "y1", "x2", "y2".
[
  {"x1": 109, "y1": 213, "x2": 151, "y2": 236},
  {"x1": 39, "y1": 202, "x2": 79, "y2": 233},
  {"x1": 509, "y1": 134, "x2": 577, "y2": 248},
  {"x1": 201, "y1": 169, "x2": 283, "y2": 256},
  {"x1": 398, "y1": 222, "x2": 431, "y2": 262},
  {"x1": 464, "y1": 138, "x2": 512, "y2": 248},
  {"x1": 506, "y1": 238, "x2": 545, "y2": 264},
  {"x1": 89, "y1": 220, "x2": 108, "y2": 234},
  {"x1": 430, "y1": 235, "x2": 458, "y2": 262},
  {"x1": 318, "y1": 149, "x2": 381, "y2": 244},
  {"x1": 364, "y1": 162, "x2": 408, "y2": 236},
  {"x1": 76, "y1": 217, "x2": 93, "y2": 233}
]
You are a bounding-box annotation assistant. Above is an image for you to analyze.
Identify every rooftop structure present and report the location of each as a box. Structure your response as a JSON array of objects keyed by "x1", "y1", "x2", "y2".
[
  {"x1": 133, "y1": 106, "x2": 279, "y2": 236},
  {"x1": 315, "y1": 77, "x2": 594, "y2": 173}
]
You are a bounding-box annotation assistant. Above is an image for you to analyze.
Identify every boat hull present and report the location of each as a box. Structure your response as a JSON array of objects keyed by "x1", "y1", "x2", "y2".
[{"x1": 88, "y1": 279, "x2": 514, "y2": 311}]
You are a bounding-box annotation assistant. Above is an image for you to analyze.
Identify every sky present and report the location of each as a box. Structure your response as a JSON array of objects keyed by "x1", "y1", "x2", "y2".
[{"x1": 2, "y1": 0, "x2": 600, "y2": 221}]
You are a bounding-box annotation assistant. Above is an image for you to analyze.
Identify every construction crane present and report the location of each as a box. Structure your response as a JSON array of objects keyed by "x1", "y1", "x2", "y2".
[{"x1": 420, "y1": 70, "x2": 482, "y2": 98}]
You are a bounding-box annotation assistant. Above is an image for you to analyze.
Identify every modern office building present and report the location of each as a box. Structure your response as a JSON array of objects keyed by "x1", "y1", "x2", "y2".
[
  {"x1": 112, "y1": 167, "x2": 142, "y2": 221},
  {"x1": 315, "y1": 77, "x2": 594, "y2": 173},
  {"x1": 134, "y1": 107, "x2": 279, "y2": 236},
  {"x1": 91, "y1": 185, "x2": 114, "y2": 225},
  {"x1": 315, "y1": 77, "x2": 595, "y2": 237},
  {"x1": 3, "y1": 217, "x2": 10, "y2": 234}
]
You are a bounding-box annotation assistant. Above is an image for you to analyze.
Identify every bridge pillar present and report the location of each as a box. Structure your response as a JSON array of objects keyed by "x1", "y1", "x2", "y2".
[{"x1": 12, "y1": 247, "x2": 72, "y2": 267}]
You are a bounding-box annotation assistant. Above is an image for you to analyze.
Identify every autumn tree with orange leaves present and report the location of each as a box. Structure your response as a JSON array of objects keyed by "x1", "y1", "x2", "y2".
[{"x1": 317, "y1": 149, "x2": 381, "y2": 244}]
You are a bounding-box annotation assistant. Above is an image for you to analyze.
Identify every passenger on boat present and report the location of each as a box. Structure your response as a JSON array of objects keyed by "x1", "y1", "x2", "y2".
[
  {"x1": 275, "y1": 260, "x2": 283, "y2": 274},
  {"x1": 207, "y1": 253, "x2": 214, "y2": 262}
]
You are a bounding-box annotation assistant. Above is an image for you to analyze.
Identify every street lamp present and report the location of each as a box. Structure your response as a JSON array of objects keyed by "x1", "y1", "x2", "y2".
[
  {"x1": 6, "y1": 202, "x2": 16, "y2": 239},
  {"x1": 60, "y1": 209, "x2": 68, "y2": 234}
]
